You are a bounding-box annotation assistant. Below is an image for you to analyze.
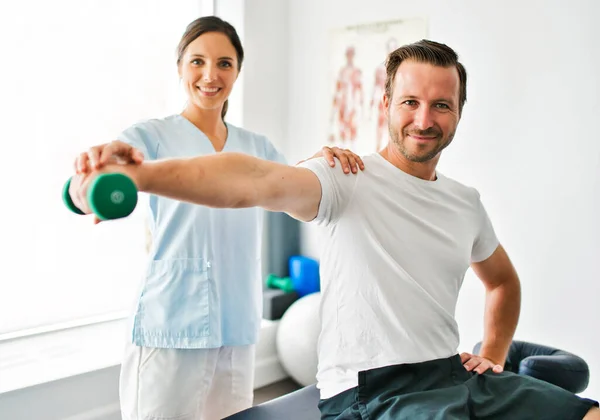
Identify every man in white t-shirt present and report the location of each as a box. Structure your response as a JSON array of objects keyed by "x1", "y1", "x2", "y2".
[{"x1": 71, "y1": 40, "x2": 599, "y2": 419}]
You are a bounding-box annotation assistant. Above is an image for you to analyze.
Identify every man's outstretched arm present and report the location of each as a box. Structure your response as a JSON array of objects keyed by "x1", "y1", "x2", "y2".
[{"x1": 73, "y1": 152, "x2": 323, "y2": 222}]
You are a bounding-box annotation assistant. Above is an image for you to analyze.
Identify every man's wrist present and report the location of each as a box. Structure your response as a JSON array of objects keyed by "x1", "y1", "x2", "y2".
[
  {"x1": 482, "y1": 355, "x2": 504, "y2": 366},
  {"x1": 479, "y1": 347, "x2": 507, "y2": 366},
  {"x1": 120, "y1": 163, "x2": 150, "y2": 193}
]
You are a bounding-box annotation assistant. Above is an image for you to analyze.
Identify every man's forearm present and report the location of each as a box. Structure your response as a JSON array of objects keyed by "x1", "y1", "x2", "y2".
[
  {"x1": 98, "y1": 150, "x2": 320, "y2": 221},
  {"x1": 125, "y1": 153, "x2": 276, "y2": 209},
  {"x1": 479, "y1": 279, "x2": 521, "y2": 365}
]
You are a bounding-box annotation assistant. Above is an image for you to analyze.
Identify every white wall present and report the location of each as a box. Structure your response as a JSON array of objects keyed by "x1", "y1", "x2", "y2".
[
  {"x1": 218, "y1": 0, "x2": 291, "y2": 155},
  {"x1": 280, "y1": 0, "x2": 600, "y2": 399},
  {"x1": 242, "y1": 0, "x2": 290, "y2": 156}
]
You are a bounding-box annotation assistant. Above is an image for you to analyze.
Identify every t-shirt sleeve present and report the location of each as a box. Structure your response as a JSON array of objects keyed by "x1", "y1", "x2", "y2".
[
  {"x1": 116, "y1": 123, "x2": 160, "y2": 161},
  {"x1": 297, "y1": 157, "x2": 358, "y2": 226},
  {"x1": 471, "y1": 192, "x2": 500, "y2": 263}
]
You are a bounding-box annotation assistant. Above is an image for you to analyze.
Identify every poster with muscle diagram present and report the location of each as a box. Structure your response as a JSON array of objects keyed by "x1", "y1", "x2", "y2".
[{"x1": 327, "y1": 18, "x2": 428, "y2": 153}]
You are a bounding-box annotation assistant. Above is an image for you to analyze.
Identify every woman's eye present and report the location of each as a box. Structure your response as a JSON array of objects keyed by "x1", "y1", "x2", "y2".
[
  {"x1": 191, "y1": 59, "x2": 203, "y2": 65},
  {"x1": 219, "y1": 61, "x2": 232, "y2": 68}
]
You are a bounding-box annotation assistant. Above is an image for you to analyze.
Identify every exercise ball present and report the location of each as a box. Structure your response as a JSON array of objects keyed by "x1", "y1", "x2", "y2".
[{"x1": 276, "y1": 292, "x2": 321, "y2": 386}]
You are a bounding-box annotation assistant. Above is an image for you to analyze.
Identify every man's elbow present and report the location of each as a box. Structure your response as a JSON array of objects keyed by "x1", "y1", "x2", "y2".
[
  {"x1": 494, "y1": 273, "x2": 521, "y2": 303},
  {"x1": 216, "y1": 191, "x2": 256, "y2": 209},
  {"x1": 221, "y1": 184, "x2": 264, "y2": 209}
]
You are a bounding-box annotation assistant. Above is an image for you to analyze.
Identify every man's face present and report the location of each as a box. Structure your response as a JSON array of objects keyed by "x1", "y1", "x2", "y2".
[{"x1": 384, "y1": 60, "x2": 461, "y2": 163}]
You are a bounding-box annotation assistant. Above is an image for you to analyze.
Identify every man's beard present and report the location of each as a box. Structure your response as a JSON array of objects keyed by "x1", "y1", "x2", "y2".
[{"x1": 389, "y1": 123, "x2": 454, "y2": 163}]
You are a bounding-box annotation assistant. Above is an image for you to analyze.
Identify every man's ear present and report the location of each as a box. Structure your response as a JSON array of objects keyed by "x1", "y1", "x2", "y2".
[{"x1": 383, "y1": 94, "x2": 390, "y2": 119}]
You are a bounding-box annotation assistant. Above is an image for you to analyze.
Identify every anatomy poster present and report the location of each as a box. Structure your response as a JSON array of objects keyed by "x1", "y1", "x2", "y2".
[{"x1": 327, "y1": 18, "x2": 428, "y2": 154}]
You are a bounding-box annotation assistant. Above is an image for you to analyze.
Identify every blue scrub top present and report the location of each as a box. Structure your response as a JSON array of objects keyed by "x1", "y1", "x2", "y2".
[{"x1": 119, "y1": 114, "x2": 286, "y2": 348}]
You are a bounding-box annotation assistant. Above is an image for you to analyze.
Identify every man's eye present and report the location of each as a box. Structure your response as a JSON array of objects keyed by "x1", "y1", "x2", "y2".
[
  {"x1": 403, "y1": 100, "x2": 417, "y2": 106},
  {"x1": 435, "y1": 103, "x2": 450, "y2": 109}
]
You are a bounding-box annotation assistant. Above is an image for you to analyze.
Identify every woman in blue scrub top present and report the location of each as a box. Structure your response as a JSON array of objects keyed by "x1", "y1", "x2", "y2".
[{"x1": 72, "y1": 16, "x2": 364, "y2": 420}]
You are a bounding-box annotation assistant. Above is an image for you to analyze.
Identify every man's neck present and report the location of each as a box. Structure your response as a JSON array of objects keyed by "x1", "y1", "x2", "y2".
[{"x1": 380, "y1": 147, "x2": 439, "y2": 181}]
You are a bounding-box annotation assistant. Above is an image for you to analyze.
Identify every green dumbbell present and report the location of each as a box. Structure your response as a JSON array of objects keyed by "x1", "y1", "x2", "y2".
[
  {"x1": 266, "y1": 274, "x2": 295, "y2": 293},
  {"x1": 62, "y1": 173, "x2": 138, "y2": 221}
]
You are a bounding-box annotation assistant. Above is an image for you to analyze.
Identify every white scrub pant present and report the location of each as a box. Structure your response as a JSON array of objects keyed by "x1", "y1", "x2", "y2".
[{"x1": 119, "y1": 340, "x2": 256, "y2": 420}]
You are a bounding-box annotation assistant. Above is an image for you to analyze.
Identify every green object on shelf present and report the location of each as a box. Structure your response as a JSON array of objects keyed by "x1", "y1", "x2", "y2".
[
  {"x1": 266, "y1": 274, "x2": 295, "y2": 293},
  {"x1": 62, "y1": 173, "x2": 138, "y2": 221}
]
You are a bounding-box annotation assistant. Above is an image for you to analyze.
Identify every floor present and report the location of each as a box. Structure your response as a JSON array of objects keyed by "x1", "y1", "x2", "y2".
[{"x1": 253, "y1": 378, "x2": 302, "y2": 405}]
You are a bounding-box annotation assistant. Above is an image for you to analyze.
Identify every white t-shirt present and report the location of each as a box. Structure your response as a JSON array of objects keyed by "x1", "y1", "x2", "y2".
[{"x1": 298, "y1": 153, "x2": 499, "y2": 399}]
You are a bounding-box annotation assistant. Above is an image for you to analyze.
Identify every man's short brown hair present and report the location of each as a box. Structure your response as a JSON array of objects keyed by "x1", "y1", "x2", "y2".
[{"x1": 385, "y1": 39, "x2": 467, "y2": 115}]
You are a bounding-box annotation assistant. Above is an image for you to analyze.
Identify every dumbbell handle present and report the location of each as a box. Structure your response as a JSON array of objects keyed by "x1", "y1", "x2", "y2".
[
  {"x1": 62, "y1": 173, "x2": 138, "y2": 221},
  {"x1": 62, "y1": 177, "x2": 85, "y2": 215}
]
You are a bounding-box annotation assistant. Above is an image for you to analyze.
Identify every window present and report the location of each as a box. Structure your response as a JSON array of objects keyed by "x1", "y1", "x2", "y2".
[{"x1": 0, "y1": 0, "x2": 207, "y2": 337}]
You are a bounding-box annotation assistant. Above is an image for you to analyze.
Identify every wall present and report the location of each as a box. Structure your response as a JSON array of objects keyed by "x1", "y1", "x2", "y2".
[
  {"x1": 241, "y1": 0, "x2": 291, "y2": 156},
  {"x1": 284, "y1": 0, "x2": 600, "y2": 399},
  {"x1": 218, "y1": 0, "x2": 291, "y2": 155}
]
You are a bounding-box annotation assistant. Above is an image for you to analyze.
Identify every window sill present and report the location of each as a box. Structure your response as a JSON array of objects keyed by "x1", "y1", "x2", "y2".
[
  {"x1": 0, "y1": 318, "x2": 283, "y2": 395},
  {"x1": 0, "y1": 319, "x2": 128, "y2": 394}
]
